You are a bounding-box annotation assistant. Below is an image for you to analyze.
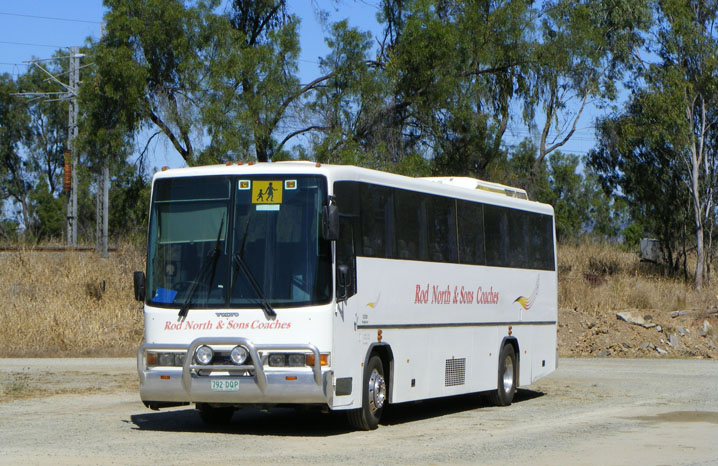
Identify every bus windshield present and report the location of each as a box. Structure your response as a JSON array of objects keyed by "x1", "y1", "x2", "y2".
[{"x1": 147, "y1": 175, "x2": 332, "y2": 309}]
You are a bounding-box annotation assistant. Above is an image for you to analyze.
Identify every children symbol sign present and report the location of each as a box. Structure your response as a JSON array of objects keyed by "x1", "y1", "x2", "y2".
[{"x1": 252, "y1": 180, "x2": 283, "y2": 204}]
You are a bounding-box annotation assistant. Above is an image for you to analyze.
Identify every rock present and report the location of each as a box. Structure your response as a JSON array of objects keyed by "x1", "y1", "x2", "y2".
[
  {"x1": 639, "y1": 342, "x2": 651, "y2": 351},
  {"x1": 700, "y1": 320, "x2": 713, "y2": 337},
  {"x1": 656, "y1": 325, "x2": 663, "y2": 333},
  {"x1": 677, "y1": 326, "x2": 687, "y2": 337},
  {"x1": 660, "y1": 338, "x2": 665, "y2": 344},
  {"x1": 597, "y1": 349, "x2": 611, "y2": 357},
  {"x1": 668, "y1": 334, "x2": 679, "y2": 347},
  {"x1": 616, "y1": 311, "x2": 656, "y2": 329},
  {"x1": 656, "y1": 347, "x2": 668, "y2": 355},
  {"x1": 587, "y1": 322, "x2": 596, "y2": 329}
]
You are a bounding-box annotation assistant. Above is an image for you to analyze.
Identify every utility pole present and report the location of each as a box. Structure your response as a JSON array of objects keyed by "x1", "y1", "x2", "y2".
[
  {"x1": 95, "y1": 24, "x2": 109, "y2": 258},
  {"x1": 67, "y1": 46, "x2": 80, "y2": 249},
  {"x1": 15, "y1": 49, "x2": 84, "y2": 248},
  {"x1": 95, "y1": 163, "x2": 109, "y2": 257}
]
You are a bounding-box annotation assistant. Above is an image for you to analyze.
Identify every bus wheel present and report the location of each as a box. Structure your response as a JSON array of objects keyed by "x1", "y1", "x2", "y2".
[
  {"x1": 491, "y1": 344, "x2": 517, "y2": 406},
  {"x1": 197, "y1": 403, "x2": 234, "y2": 425},
  {"x1": 347, "y1": 355, "x2": 386, "y2": 430}
]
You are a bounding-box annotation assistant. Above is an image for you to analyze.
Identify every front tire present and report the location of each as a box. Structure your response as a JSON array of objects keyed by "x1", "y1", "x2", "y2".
[
  {"x1": 347, "y1": 355, "x2": 386, "y2": 430},
  {"x1": 491, "y1": 343, "x2": 517, "y2": 406}
]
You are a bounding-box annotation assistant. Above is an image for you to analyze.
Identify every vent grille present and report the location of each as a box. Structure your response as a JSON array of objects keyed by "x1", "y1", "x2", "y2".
[{"x1": 445, "y1": 358, "x2": 466, "y2": 387}]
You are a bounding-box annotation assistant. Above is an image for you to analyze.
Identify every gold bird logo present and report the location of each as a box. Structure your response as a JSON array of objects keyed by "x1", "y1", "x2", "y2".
[
  {"x1": 366, "y1": 293, "x2": 381, "y2": 309},
  {"x1": 513, "y1": 277, "x2": 539, "y2": 310}
]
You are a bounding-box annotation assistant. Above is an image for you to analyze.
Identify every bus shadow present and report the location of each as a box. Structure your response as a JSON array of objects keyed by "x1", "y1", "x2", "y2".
[
  {"x1": 129, "y1": 389, "x2": 543, "y2": 435},
  {"x1": 129, "y1": 407, "x2": 353, "y2": 437},
  {"x1": 381, "y1": 388, "x2": 545, "y2": 426}
]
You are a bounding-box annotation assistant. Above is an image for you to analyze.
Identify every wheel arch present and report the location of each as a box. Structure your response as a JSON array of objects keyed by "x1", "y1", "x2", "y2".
[
  {"x1": 500, "y1": 336, "x2": 520, "y2": 386},
  {"x1": 363, "y1": 343, "x2": 394, "y2": 403}
]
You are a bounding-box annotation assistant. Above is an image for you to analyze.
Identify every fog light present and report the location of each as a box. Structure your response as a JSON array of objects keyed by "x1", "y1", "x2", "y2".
[
  {"x1": 195, "y1": 345, "x2": 214, "y2": 365},
  {"x1": 268, "y1": 354, "x2": 286, "y2": 367},
  {"x1": 230, "y1": 346, "x2": 249, "y2": 365},
  {"x1": 288, "y1": 354, "x2": 304, "y2": 367}
]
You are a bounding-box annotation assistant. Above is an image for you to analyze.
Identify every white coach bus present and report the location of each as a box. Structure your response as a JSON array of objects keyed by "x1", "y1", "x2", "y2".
[{"x1": 134, "y1": 161, "x2": 557, "y2": 430}]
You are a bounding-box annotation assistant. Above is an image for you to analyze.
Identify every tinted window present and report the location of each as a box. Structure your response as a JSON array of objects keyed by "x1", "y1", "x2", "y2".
[
  {"x1": 457, "y1": 200, "x2": 485, "y2": 265},
  {"x1": 359, "y1": 184, "x2": 394, "y2": 258},
  {"x1": 425, "y1": 195, "x2": 457, "y2": 263},
  {"x1": 484, "y1": 205, "x2": 509, "y2": 267},
  {"x1": 334, "y1": 181, "x2": 362, "y2": 257},
  {"x1": 394, "y1": 189, "x2": 428, "y2": 261}
]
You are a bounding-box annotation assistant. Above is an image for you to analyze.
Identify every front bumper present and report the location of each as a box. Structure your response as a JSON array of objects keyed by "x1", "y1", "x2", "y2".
[{"x1": 137, "y1": 337, "x2": 332, "y2": 406}]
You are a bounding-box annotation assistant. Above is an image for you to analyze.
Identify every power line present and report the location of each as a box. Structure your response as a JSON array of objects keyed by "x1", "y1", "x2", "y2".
[
  {"x1": 0, "y1": 11, "x2": 101, "y2": 24},
  {"x1": 0, "y1": 40, "x2": 67, "y2": 49}
]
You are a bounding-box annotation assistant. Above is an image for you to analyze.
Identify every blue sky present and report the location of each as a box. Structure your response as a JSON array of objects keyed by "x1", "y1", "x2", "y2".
[{"x1": 0, "y1": 0, "x2": 600, "y2": 169}]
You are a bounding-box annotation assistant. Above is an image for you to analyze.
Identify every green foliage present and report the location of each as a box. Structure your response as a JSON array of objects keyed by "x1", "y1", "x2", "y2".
[
  {"x1": 108, "y1": 165, "x2": 151, "y2": 242},
  {"x1": 0, "y1": 0, "x2": 694, "y2": 250},
  {"x1": 589, "y1": 0, "x2": 718, "y2": 284},
  {"x1": 28, "y1": 180, "x2": 65, "y2": 240}
]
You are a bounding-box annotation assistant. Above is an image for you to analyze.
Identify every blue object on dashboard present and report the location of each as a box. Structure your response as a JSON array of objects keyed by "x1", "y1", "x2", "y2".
[{"x1": 153, "y1": 288, "x2": 178, "y2": 303}]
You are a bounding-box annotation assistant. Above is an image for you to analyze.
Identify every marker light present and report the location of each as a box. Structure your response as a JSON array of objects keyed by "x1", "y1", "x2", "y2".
[
  {"x1": 305, "y1": 353, "x2": 330, "y2": 367},
  {"x1": 230, "y1": 346, "x2": 249, "y2": 365},
  {"x1": 195, "y1": 345, "x2": 214, "y2": 365}
]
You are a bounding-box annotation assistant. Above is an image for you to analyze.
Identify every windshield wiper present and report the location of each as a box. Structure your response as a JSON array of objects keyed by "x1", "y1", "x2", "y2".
[
  {"x1": 230, "y1": 214, "x2": 276, "y2": 320},
  {"x1": 231, "y1": 253, "x2": 277, "y2": 320},
  {"x1": 177, "y1": 217, "x2": 224, "y2": 320}
]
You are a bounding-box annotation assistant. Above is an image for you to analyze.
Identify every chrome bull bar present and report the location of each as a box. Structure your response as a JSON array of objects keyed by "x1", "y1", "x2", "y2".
[{"x1": 137, "y1": 337, "x2": 323, "y2": 394}]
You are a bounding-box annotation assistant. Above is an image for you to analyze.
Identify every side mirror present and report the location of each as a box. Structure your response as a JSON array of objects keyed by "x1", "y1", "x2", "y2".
[
  {"x1": 133, "y1": 271, "x2": 146, "y2": 302},
  {"x1": 322, "y1": 204, "x2": 339, "y2": 241}
]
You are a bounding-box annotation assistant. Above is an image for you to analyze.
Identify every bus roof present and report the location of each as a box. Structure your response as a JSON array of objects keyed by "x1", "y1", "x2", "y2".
[{"x1": 152, "y1": 161, "x2": 553, "y2": 215}]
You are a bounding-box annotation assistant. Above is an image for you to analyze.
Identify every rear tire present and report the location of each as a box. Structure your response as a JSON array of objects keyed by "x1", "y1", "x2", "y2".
[
  {"x1": 197, "y1": 403, "x2": 234, "y2": 425},
  {"x1": 490, "y1": 343, "x2": 517, "y2": 406},
  {"x1": 347, "y1": 355, "x2": 386, "y2": 430}
]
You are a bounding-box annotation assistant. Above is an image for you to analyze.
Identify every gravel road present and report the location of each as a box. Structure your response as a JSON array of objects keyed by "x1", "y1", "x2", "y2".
[{"x1": 1, "y1": 358, "x2": 717, "y2": 465}]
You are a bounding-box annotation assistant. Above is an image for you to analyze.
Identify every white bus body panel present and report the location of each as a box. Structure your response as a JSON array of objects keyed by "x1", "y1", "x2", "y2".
[{"x1": 336, "y1": 257, "x2": 557, "y2": 405}]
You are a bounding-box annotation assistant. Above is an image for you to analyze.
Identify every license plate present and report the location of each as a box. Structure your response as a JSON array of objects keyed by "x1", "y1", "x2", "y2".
[{"x1": 210, "y1": 379, "x2": 239, "y2": 392}]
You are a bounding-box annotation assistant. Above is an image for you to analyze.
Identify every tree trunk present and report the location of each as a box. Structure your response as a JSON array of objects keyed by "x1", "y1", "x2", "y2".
[{"x1": 691, "y1": 161, "x2": 704, "y2": 290}]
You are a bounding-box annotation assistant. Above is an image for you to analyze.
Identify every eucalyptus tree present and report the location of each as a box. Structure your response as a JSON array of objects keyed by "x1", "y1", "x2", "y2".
[
  {"x1": 528, "y1": 0, "x2": 651, "y2": 193},
  {"x1": 0, "y1": 74, "x2": 30, "y2": 240},
  {"x1": 372, "y1": 0, "x2": 535, "y2": 178},
  {"x1": 590, "y1": 1, "x2": 718, "y2": 289}
]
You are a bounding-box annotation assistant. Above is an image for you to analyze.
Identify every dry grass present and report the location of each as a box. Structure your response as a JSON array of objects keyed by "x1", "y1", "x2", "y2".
[
  {"x1": 0, "y1": 244, "x2": 145, "y2": 357},
  {"x1": 558, "y1": 242, "x2": 718, "y2": 315},
  {"x1": 1, "y1": 241, "x2": 716, "y2": 357}
]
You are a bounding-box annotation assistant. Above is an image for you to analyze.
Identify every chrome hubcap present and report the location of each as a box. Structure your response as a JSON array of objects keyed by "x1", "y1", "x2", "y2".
[
  {"x1": 502, "y1": 355, "x2": 514, "y2": 395},
  {"x1": 368, "y1": 369, "x2": 386, "y2": 414}
]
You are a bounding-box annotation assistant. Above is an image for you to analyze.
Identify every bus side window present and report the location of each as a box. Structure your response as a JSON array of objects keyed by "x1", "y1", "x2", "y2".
[{"x1": 337, "y1": 215, "x2": 357, "y2": 300}]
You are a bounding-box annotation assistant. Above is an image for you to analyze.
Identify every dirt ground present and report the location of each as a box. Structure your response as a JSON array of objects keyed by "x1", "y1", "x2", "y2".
[
  {"x1": 1, "y1": 358, "x2": 717, "y2": 465},
  {"x1": 558, "y1": 306, "x2": 718, "y2": 359}
]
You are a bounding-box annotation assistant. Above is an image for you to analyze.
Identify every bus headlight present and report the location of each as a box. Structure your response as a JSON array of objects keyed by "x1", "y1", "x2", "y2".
[
  {"x1": 268, "y1": 353, "x2": 286, "y2": 367},
  {"x1": 195, "y1": 345, "x2": 214, "y2": 365},
  {"x1": 146, "y1": 351, "x2": 186, "y2": 368},
  {"x1": 159, "y1": 353, "x2": 175, "y2": 366},
  {"x1": 287, "y1": 354, "x2": 305, "y2": 367},
  {"x1": 230, "y1": 346, "x2": 249, "y2": 365}
]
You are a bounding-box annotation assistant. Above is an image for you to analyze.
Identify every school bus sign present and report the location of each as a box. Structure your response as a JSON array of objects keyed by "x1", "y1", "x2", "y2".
[{"x1": 252, "y1": 180, "x2": 282, "y2": 204}]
